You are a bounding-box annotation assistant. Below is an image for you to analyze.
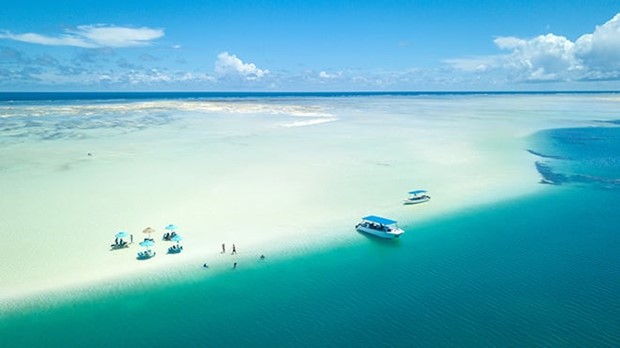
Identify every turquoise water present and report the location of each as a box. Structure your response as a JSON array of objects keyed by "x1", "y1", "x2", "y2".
[
  {"x1": 1, "y1": 124, "x2": 619, "y2": 346},
  {"x1": 1, "y1": 186, "x2": 619, "y2": 346},
  {"x1": 0, "y1": 94, "x2": 620, "y2": 347}
]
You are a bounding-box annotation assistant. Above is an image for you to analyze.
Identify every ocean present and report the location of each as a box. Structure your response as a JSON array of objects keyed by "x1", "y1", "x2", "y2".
[{"x1": 0, "y1": 92, "x2": 619, "y2": 347}]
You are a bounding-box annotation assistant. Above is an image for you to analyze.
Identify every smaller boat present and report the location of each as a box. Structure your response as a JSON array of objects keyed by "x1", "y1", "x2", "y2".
[
  {"x1": 403, "y1": 190, "x2": 430, "y2": 205},
  {"x1": 356, "y1": 215, "x2": 405, "y2": 239}
]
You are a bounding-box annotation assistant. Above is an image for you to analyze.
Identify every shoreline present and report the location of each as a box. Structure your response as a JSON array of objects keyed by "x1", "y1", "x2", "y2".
[{"x1": 0, "y1": 175, "x2": 544, "y2": 312}]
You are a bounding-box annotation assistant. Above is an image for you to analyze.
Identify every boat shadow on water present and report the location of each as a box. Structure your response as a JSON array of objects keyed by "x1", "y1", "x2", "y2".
[{"x1": 356, "y1": 230, "x2": 404, "y2": 248}]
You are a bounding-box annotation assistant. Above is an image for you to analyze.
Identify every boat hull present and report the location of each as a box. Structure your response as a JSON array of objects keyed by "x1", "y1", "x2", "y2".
[
  {"x1": 403, "y1": 196, "x2": 430, "y2": 205},
  {"x1": 356, "y1": 226, "x2": 404, "y2": 239}
]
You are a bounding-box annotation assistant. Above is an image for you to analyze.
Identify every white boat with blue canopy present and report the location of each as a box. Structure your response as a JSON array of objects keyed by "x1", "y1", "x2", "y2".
[
  {"x1": 403, "y1": 189, "x2": 430, "y2": 205},
  {"x1": 356, "y1": 215, "x2": 405, "y2": 239}
]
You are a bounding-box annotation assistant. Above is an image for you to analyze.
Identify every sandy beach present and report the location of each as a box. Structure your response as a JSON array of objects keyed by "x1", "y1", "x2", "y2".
[{"x1": 0, "y1": 94, "x2": 615, "y2": 305}]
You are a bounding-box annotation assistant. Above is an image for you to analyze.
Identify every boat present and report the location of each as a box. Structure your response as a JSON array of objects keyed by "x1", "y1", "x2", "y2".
[
  {"x1": 403, "y1": 190, "x2": 430, "y2": 205},
  {"x1": 355, "y1": 215, "x2": 405, "y2": 239}
]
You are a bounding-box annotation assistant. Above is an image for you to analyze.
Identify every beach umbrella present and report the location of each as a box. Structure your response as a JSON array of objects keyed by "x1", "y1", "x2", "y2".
[
  {"x1": 115, "y1": 231, "x2": 129, "y2": 239},
  {"x1": 139, "y1": 239, "x2": 154, "y2": 250},
  {"x1": 143, "y1": 227, "x2": 155, "y2": 239},
  {"x1": 165, "y1": 224, "x2": 177, "y2": 232}
]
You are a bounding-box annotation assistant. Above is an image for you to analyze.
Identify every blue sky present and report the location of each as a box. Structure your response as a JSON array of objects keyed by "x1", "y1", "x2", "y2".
[{"x1": 1, "y1": 0, "x2": 619, "y2": 91}]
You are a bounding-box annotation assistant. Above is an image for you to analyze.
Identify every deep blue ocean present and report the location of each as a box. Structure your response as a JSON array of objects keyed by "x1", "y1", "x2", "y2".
[
  {"x1": 1, "y1": 91, "x2": 616, "y2": 102},
  {"x1": 1, "y1": 93, "x2": 619, "y2": 347}
]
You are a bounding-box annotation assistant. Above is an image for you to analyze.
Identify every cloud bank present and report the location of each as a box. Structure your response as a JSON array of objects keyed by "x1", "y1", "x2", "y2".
[
  {"x1": 446, "y1": 13, "x2": 620, "y2": 82},
  {"x1": 2, "y1": 14, "x2": 619, "y2": 90},
  {"x1": 0, "y1": 25, "x2": 164, "y2": 48}
]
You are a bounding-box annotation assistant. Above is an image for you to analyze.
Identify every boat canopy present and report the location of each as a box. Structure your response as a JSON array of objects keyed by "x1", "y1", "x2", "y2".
[
  {"x1": 408, "y1": 190, "x2": 427, "y2": 195},
  {"x1": 362, "y1": 215, "x2": 397, "y2": 225}
]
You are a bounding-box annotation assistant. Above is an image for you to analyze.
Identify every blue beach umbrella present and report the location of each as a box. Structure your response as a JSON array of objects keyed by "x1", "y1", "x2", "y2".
[
  {"x1": 139, "y1": 239, "x2": 154, "y2": 250},
  {"x1": 165, "y1": 224, "x2": 177, "y2": 231},
  {"x1": 115, "y1": 231, "x2": 129, "y2": 239}
]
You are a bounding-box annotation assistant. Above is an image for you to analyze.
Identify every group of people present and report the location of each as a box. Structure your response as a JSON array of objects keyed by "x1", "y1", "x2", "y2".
[
  {"x1": 202, "y1": 243, "x2": 266, "y2": 269},
  {"x1": 162, "y1": 231, "x2": 178, "y2": 241},
  {"x1": 168, "y1": 244, "x2": 183, "y2": 253},
  {"x1": 221, "y1": 243, "x2": 237, "y2": 254},
  {"x1": 110, "y1": 238, "x2": 128, "y2": 249},
  {"x1": 362, "y1": 222, "x2": 390, "y2": 231}
]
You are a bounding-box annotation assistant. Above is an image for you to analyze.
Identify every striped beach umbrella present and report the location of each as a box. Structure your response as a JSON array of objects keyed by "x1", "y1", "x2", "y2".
[{"x1": 143, "y1": 227, "x2": 155, "y2": 239}]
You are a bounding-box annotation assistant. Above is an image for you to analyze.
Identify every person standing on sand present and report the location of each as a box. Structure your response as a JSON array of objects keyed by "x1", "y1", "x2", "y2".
[
  {"x1": 221, "y1": 243, "x2": 225, "y2": 253},
  {"x1": 232, "y1": 244, "x2": 237, "y2": 255},
  {"x1": 130, "y1": 234, "x2": 133, "y2": 244}
]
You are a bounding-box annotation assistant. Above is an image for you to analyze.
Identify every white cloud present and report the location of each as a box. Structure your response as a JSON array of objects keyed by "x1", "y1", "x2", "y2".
[
  {"x1": 0, "y1": 25, "x2": 164, "y2": 48},
  {"x1": 71, "y1": 25, "x2": 164, "y2": 47},
  {"x1": 494, "y1": 33, "x2": 580, "y2": 81},
  {"x1": 443, "y1": 55, "x2": 502, "y2": 72},
  {"x1": 575, "y1": 13, "x2": 620, "y2": 74},
  {"x1": 0, "y1": 31, "x2": 95, "y2": 48},
  {"x1": 446, "y1": 13, "x2": 620, "y2": 82},
  {"x1": 318, "y1": 71, "x2": 341, "y2": 79},
  {"x1": 214, "y1": 52, "x2": 268, "y2": 80}
]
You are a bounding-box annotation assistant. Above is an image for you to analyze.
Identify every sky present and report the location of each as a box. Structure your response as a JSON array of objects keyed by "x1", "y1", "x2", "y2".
[{"x1": 1, "y1": 0, "x2": 619, "y2": 91}]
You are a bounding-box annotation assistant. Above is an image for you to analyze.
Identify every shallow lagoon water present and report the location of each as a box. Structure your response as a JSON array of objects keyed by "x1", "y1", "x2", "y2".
[
  {"x1": 1, "y1": 185, "x2": 619, "y2": 347},
  {"x1": 1, "y1": 93, "x2": 619, "y2": 346}
]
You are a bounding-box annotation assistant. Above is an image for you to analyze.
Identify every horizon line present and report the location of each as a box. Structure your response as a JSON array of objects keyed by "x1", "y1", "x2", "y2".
[
  {"x1": 2, "y1": 90, "x2": 619, "y2": 95},
  {"x1": 2, "y1": 90, "x2": 619, "y2": 102}
]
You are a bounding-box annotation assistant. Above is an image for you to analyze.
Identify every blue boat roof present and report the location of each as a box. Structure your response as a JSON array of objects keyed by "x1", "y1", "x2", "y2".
[
  {"x1": 408, "y1": 190, "x2": 427, "y2": 195},
  {"x1": 362, "y1": 215, "x2": 397, "y2": 225}
]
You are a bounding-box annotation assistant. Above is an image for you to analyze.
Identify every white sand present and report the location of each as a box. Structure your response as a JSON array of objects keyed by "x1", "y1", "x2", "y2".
[{"x1": 1, "y1": 94, "x2": 617, "y2": 304}]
